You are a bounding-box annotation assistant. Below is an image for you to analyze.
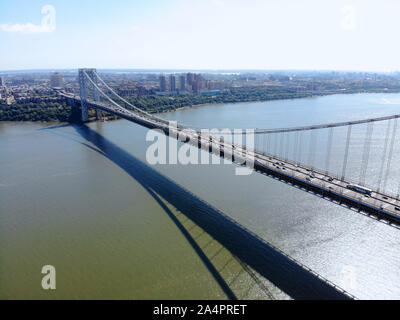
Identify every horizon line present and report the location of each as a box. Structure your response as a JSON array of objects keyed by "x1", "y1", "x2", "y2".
[{"x1": 1, "y1": 67, "x2": 400, "y2": 74}]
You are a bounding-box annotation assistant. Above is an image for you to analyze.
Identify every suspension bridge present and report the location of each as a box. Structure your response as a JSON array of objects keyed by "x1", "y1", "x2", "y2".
[
  {"x1": 53, "y1": 68, "x2": 400, "y2": 300},
  {"x1": 59, "y1": 69, "x2": 400, "y2": 226}
]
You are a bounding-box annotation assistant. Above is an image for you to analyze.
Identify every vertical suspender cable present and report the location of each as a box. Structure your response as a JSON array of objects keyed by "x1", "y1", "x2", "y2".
[
  {"x1": 308, "y1": 130, "x2": 317, "y2": 170},
  {"x1": 285, "y1": 132, "x2": 290, "y2": 161},
  {"x1": 377, "y1": 119, "x2": 391, "y2": 193},
  {"x1": 382, "y1": 118, "x2": 397, "y2": 193},
  {"x1": 294, "y1": 130, "x2": 299, "y2": 164},
  {"x1": 256, "y1": 129, "x2": 260, "y2": 153},
  {"x1": 297, "y1": 131, "x2": 303, "y2": 165},
  {"x1": 325, "y1": 127, "x2": 334, "y2": 175},
  {"x1": 262, "y1": 132, "x2": 266, "y2": 155},
  {"x1": 397, "y1": 178, "x2": 400, "y2": 200},
  {"x1": 359, "y1": 121, "x2": 374, "y2": 187},
  {"x1": 341, "y1": 125, "x2": 352, "y2": 181}
]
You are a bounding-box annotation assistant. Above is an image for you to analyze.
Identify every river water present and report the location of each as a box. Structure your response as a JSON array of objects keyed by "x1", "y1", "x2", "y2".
[{"x1": 1, "y1": 93, "x2": 400, "y2": 299}]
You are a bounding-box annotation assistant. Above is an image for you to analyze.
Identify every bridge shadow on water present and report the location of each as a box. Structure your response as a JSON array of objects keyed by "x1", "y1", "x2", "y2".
[{"x1": 64, "y1": 123, "x2": 351, "y2": 300}]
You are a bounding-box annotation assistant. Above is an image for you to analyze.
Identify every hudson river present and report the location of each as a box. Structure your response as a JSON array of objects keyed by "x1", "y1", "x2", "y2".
[{"x1": 1, "y1": 93, "x2": 400, "y2": 299}]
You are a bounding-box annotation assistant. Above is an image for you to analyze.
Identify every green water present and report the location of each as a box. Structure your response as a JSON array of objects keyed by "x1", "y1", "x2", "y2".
[{"x1": 1, "y1": 93, "x2": 400, "y2": 299}]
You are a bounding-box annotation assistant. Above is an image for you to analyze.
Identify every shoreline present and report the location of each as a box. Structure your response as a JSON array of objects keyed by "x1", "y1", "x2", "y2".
[
  {"x1": 2, "y1": 90, "x2": 400, "y2": 124},
  {"x1": 156, "y1": 89, "x2": 400, "y2": 115}
]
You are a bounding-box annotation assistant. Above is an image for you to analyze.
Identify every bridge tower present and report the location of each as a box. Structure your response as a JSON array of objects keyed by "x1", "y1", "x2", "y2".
[{"x1": 78, "y1": 68, "x2": 99, "y2": 122}]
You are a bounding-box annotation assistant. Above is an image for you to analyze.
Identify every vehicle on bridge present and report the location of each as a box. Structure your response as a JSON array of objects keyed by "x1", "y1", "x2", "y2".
[{"x1": 346, "y1": 184, "x2": 372, "y2": 196}]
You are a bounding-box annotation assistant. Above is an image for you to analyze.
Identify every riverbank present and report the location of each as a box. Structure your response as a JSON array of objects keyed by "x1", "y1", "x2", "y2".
[
  {"x1": 2, "y1": 87, "x2": 400, "y2": 123},
  {"x1": 154, "y1": 88, "x2": 400, "y2": 117}
]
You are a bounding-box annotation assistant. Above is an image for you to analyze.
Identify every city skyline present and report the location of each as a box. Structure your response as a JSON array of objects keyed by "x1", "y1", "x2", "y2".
[{"x1": 1, "y1": 0, "x2": 400, "y2": 72}]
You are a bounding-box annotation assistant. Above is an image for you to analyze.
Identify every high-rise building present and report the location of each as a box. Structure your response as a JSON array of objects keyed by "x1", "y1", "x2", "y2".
[
  {"x1": 192, "y1": 80, "x2": 200, "y2": 94},
  {"x1": 50, "y1": 72, "x2": 64, "y2": 88},
  {"x1": 194, "y1": 73, "x2": 204, "y2": 82},
  {"x1": 169, "y1": 75, "x2": 176, "y2": 92},
  {"x1": 0, "y1": 76, "x2": 5, "y2": 87},
  {"x1": 159, "y1": 75, "x2": 166, "y2": 92},
  {"x1": 137, "y1": 86, "x2": 146, "y2": 96},
  {"x1": 179, "y1": 75, "x2": 186, "y2": 91},
  {"x1": 187, "y1": 73, "x2": 194, "y2": 86}
]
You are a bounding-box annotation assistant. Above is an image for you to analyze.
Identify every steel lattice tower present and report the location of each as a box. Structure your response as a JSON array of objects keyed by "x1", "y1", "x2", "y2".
[{"x1": 78, "y1": 68, "x2": 98, "y2": 122}]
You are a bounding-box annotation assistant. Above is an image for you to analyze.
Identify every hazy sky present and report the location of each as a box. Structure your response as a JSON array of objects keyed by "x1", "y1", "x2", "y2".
[{"x1": 1, "y1": 0, "x2": 400, "y2": 71}]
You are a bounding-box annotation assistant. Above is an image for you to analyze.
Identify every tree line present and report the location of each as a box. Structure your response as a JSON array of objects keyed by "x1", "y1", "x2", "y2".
[{"x1": 2, "y1": 85, "x2": 399, "y2": 123}]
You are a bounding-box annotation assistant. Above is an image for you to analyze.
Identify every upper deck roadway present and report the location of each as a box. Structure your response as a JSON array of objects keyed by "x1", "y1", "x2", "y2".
[{"x1": 60, "y1": 92, "x2": 400, "y2": 225}]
